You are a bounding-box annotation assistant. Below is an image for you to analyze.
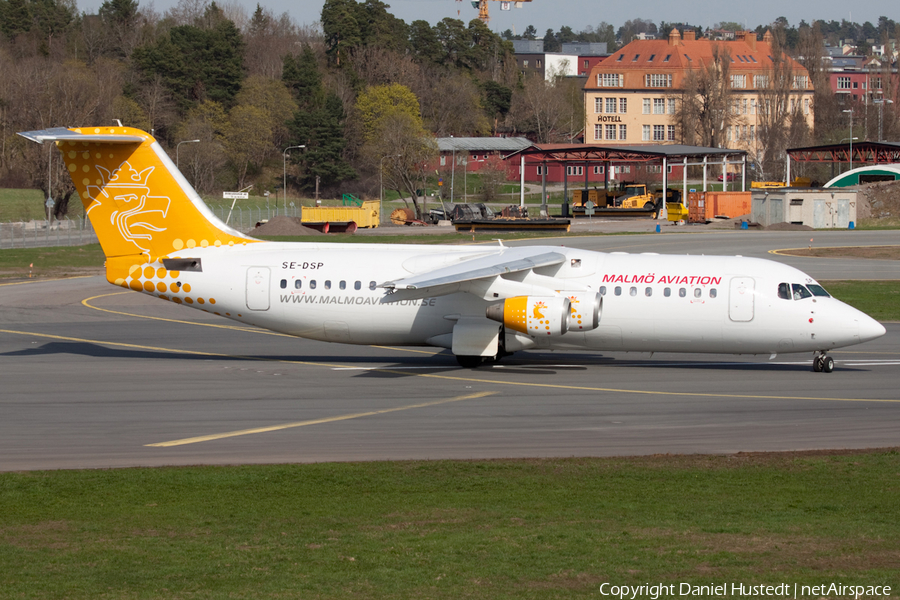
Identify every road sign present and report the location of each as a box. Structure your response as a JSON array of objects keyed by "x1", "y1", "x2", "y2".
[{"x1": 223, "y1": 192, "x2": 249, "y2": 199}]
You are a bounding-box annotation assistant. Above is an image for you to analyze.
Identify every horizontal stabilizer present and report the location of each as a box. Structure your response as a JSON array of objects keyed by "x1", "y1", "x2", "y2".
[{"x1": 18, "y1": 127, "x2": 146, "y2": 144}]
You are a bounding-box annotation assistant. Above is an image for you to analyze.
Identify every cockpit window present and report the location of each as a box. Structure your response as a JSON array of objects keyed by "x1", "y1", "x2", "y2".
[
  {"x1": 777, "y1": 282, "x2": 791, "y2": 299},
  {"x1": 807, "y1": 284, "x2": 831, "y2": 297},
  {"x1": 792, "y1": 283, "x2": 812, "y2": 300}
]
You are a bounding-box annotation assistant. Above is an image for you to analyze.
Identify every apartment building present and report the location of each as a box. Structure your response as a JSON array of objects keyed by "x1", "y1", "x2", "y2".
[{"x1": 583, "y1": 29, "x2": 814, "y2": 150}]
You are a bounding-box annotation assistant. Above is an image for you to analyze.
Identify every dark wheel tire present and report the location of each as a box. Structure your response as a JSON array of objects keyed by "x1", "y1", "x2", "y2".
[
  {"x1": 822, "y1": 356, "x2": 834, "y2": 373},
  {"x1": 643, "y1": 201, "x2": 655, "y2": 210},
  {"x1": 456, "y1": 355, "x2": 485, "y2": 368},
  {"x1": 813, "y1": 356, "x2": 823, "y2": 372}
]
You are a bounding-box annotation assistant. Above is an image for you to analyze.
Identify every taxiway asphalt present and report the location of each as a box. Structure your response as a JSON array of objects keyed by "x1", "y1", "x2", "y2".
[{"x1": 1, "y1": 229, "x2": 898, "y2": 471}]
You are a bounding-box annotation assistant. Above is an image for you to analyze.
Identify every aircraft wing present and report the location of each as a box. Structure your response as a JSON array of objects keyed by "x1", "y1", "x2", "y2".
[{"x1": 380, "y1": 247, "x2": 567, "y2": 301}]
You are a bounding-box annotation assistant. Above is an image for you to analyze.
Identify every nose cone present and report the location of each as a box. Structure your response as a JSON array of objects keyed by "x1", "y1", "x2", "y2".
[{"x1": 858, "y1": 314, "x2": 886, "y2": 343}]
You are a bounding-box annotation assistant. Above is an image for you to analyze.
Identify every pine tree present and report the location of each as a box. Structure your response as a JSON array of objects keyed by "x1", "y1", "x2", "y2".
[{"x1": 284, "y1": 47, "x2": 356, "y2": 191}]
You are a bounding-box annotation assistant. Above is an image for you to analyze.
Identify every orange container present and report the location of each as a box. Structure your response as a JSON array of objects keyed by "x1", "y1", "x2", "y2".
[{"x1": 687, "y1": 192, "x2": 751, "y2": 223}]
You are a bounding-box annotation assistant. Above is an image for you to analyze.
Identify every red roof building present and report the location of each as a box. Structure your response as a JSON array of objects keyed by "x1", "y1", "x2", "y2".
[{"x1": 583, "y1": 29, "x2": 814, "y2": 151}]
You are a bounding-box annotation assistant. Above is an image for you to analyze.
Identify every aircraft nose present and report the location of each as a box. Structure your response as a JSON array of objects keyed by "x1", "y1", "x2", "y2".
[{"x1": 858, "y1": 314, "x2": 886, "y2": 343}]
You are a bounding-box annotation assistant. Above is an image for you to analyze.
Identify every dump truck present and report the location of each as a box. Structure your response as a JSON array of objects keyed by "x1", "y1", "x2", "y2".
[{"x1": 568, "y1": 184, "x2": 671, "y2": 218}]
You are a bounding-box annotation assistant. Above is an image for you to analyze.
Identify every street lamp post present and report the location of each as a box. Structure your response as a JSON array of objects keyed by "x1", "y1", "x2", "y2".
[
  {"x1": 176, "y1": 139, "x2": 200, "y2": 169},
  {"x1": 283, "y1": 145, "x2": 305, "y2": 216},
  {"x1": 874, "y1": 98, "x2": 894, "y2": 142},
  {"x1": 842, "y1": 109, "x2": 854, "y2": 170}
]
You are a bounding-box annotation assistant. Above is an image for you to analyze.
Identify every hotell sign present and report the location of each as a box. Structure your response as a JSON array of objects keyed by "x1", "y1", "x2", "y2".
[{"x1": 597, "y1": 115, "x2": 623, "y2": 123}]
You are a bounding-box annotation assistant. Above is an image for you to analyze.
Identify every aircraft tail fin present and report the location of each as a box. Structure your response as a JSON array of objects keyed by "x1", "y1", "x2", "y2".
[{"x1": 18, "y1": 127, "x2": 257, "y2": 263}]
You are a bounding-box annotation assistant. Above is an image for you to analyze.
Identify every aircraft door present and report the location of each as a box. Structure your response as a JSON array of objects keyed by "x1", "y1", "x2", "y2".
[
  {"x1": 246, "y1": 267, "x2": 271, "y2": 311},
  {"x1": 728, "y1": 277, "x2": 755, "y2": 322}
]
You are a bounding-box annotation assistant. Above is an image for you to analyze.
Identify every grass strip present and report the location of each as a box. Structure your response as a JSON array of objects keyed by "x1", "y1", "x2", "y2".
[
  {"x1": 0, "y1": 244, "x2": 105, "y2": 278},
  {"x1": 1, "y1": 452, "x2": 898, "y2": 599},
  {"x1": 819, "y1": 280, "x2": 900, "y2": 321}
]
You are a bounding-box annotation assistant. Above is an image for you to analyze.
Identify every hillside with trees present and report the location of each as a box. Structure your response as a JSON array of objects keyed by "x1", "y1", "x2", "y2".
[{"x1": 0, "y1": 0, "x2": 897, "y2": 218}]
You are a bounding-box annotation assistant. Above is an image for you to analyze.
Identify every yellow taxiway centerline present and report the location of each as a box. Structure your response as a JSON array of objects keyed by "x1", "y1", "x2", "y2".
[
  {"x1": 146, "y1": 391, "x2": 495, "y2": 447},
  {"x1": 2, "y1": 328, "x2": 899, "y2": 406}
]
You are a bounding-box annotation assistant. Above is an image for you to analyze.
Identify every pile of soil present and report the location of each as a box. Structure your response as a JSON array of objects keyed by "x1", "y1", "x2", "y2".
[
  {"x1": 854, "y1": 179, "x2": 900, "y2": 219},
  {"x1": 251, "y1": 216, "x2": 324, "y2": 236},
  {"x1": 765, "y1": 222, "x2": 814, "y2": 231}
]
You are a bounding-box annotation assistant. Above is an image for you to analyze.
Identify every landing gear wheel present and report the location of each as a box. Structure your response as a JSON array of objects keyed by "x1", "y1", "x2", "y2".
[{"x1": 813, "y1": 354, "x2": 834, "y2": 373}]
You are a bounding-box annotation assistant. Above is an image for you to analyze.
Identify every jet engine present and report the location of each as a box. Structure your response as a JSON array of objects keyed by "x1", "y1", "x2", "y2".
[
  {"x1": 485, "y1": 296, "x2": 571, "y2": 337},
  {"x1": 564, "y1": 291, "x2": 602, "y2": 332}
]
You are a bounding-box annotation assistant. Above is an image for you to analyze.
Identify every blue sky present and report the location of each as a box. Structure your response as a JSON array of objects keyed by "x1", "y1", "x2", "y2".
[{"x1": 76, "y1": 0, "x2": 897, "y2": 33}]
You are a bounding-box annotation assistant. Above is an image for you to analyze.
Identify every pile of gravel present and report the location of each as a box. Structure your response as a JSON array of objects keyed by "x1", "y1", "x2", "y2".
[{"x1": 251, "y1": 216, "x2": 324, "y2": 236}]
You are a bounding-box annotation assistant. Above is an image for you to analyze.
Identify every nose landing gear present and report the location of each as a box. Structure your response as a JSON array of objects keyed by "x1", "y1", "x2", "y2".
[{"x1": 813, "y1": 352, "x2": 834, "y2": 373}]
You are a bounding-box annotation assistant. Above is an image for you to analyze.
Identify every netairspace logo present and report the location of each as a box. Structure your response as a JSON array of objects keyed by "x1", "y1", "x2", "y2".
[{"x1": 597, "y1": 582, "x2": 892, "y2": 599}]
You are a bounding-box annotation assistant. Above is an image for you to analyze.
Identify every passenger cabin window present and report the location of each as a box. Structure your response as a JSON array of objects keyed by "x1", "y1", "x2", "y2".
[
  {"x1": 694, "y1": 288, "x2": 702, "y2": 298},
  {"x1": 310, "y1": 280, "x2": 317, "y2": 289},
  {"x1": 664, "y1": 287, "x2": 671, "y2": 297},
  {"x1": 614, "y1": 286, "x2": 622, "y2": 296},
  {"x1": 792, "y1": 283, "x2": 812, "y2": 300},
  {"x1": 710, "y1": 289, "x2": 717, "y2": 298},
  {"x1": 324, "y1": 280, "x2": 331, "y2": 290},
  {"x1": 599, "y1": 286, "x2": 607, "y2": 296},
  {"x1": 354, "y1": 281, "x2": 361, "y2": 290},
  {"x1": 629, "y1": 287, "x2": 637, "y2": 296},
  {"x1": 778, "y1": 282, "x2": 791, "y2": 299},
  {"x1": 679, "y1": 288, "x2": 686, "y2": 297},
  {"x1": 294, "y1": 280, "x2": 302, "y2": 290},
  {"x1": 369, "y1": 281, "x2": 377, "y2": 290},
  {"x1": 339, "y1": 280, "x2": 346, "y2": 290},
  {"x1": 280, "y1": 279, "x2": 287, "y2": 289},
  {"x1": 645, "y1": 287, "x2": 652, "y2": 297}
]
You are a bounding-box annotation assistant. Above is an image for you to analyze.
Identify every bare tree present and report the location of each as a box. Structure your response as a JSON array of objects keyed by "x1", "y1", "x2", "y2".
[
  {"x1": 673, "y1": 44, "x2": 734, "y2": 147},
  {"x1": 365, "y1": 112, "x2": 438, "y2": 220},
  {"x1": 755, "y1": 31, "x2": 811, "y2": 181},
  {"x1": 509, "y1": 72, "x2": 574, "y2": 143},
  {"x1": 174, "y1": 101, "x2": 229, "y2": 194},
  {"x1": 415, "y1": 70, "x2": 489, "y2": 137}
]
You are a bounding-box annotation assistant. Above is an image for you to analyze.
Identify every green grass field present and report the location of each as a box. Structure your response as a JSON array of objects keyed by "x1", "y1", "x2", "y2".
[{"x1": 1, "y1": 452, "x2": 897, "y2": 599}]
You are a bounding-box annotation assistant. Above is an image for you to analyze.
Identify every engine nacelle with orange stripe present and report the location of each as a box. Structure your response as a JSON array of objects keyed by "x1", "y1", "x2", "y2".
[{"x1": 485, "y1": 296, "x2": 571, "y2": 337}]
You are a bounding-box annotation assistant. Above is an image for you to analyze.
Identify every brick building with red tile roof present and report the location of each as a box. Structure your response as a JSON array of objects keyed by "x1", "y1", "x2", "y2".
[{"x1": 583, "y1": 29, "x2": 814, "y2": 152}]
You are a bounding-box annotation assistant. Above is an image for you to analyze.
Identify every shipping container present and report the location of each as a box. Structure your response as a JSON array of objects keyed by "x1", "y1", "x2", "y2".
[{"x1": 687, "y1": 192, "x2": 751, "y2": 223}]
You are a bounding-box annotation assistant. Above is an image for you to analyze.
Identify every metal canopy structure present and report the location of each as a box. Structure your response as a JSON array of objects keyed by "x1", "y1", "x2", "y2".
[
  {"x1": 784, "y1": 142, "x2": 900, "y2": 185},
  {"x1": 508, "y1": 143, "x2": 743, "y2": 162},
  {"x1": 504, "y1": 144, "x2": 749, "y2": 208},
  {"x1": 787, "y1": 141, "x2": 900, "y2": 164}
]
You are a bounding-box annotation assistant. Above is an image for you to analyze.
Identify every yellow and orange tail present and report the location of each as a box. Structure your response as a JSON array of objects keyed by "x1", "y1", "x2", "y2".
[{"x1": 18, "y1": 126, "x2": 257, "y2": 278}]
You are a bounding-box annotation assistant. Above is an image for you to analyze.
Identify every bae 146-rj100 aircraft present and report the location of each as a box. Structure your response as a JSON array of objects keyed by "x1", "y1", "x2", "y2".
[{"x1": 19, "y1": 126, "x2": 886, "y2": 372}]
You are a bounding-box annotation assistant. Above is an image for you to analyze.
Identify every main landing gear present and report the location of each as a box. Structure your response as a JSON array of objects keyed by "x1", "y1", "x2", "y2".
[{"x1": 813, "y1": 352, "x2": 834, "y2": 373}]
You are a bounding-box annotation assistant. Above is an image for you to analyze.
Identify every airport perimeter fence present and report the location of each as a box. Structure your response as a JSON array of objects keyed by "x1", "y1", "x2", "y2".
[
  {"x1": 0, "y1": 217, "x2": 99, "y2": 249},
  {"x1": 0, "y1": 206, "x2": 303, "y2": 250},
  {"x1": 208, "y1": 204, "x2": 301, "y2": 233}
]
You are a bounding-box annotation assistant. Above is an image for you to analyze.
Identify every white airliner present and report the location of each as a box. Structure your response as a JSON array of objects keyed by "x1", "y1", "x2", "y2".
[{"x1": 20, "y1": 126, "x2": 885, "y2": 372}]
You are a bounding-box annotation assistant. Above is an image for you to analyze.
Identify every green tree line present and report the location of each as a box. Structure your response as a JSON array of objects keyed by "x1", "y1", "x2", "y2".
[{"x1": 1, "y1": 0, "x2": 897, "y2": 218}]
